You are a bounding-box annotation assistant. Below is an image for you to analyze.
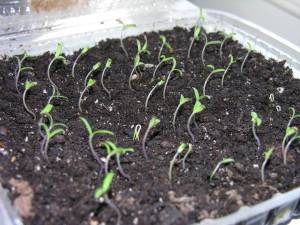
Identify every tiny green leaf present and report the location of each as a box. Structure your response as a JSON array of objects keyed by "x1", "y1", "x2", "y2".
[
  {"x1": 79, "y1": 117, "x2": 93, "y2": 137},
  {"x1": 194, "y1": 26, "x2": 201, "y2": 41},
  {"x1": 87, "y1": 79, "x2": 96, "y2": 88},
  {"x1": 20, "y1": 67, "x2": 33, "y2": 72},
  {"x1": 136, "y1": 40, "x2": 142, "y2": 53},
  {"x1": 193, "y1": 101, "x2": 205, "y2": 114},
  {"x1": 94, "y1": 172, "x2": 115, "y2": 199},
  {"x1": 222, "y1": 158, "x2": 235, "y2": 165},
  {"x1": 263, "y1": 147, "x2": 273, "y2": 160},
  {"x1": 125, "y1": 23, "x2": 136, "y2": 29},
  {"x1": 105, "y1": 58, "x2": 112, "y2": 68},
  {"x1": 192, "y1": 87, "x2": 200, "y2": 101},
  {"x1": 92, "y1": 130, "x2": 114, "y2": 136},
  {"x1": 158, "y1": 80, "x2": 165, "y2": 86},
  {"x1": 286, "y1": 127, "x2": 297, "y2": 137},
  {"x1": 160, "y1": 35, "x2": 166, "y2": 44},
  {"x1": 212, "y1": 68, "x2": 226, "y2": 74},
  {"x1": 207, "y1": 64, "x2": 215, "y2": 71},
  {"x1": 251, "y1": 112, "x2": 262, "y2": 126},
  {"x1": 149, "y1": 116, "x2": 160, "y2": 128},
  {"x1": 134, "y1": 54, "x2": 141, "y2": 67},
  {"x1": 92, "y1": 62, "x2": 101, "y2": 71},
  {"x1": 229, "y1": 54, "x2": 236, "y2": 64},
  {"x1": 41, "y1": 104, "x2": 54, "y2": 115},
  {"x1": 177, "y1": 143, "x2": 187, "y2": 154},
  {"x1": 81, "y1": 47, "x2": 90, "y2": 55},
  {"x1": 49, "y1": 128, "x2": 65, "y2": 139},
  {"x1": 55, "y1": 43, "x2": 63, "y2": 58},
  {"x1": 25, "y1": 80, "x2": 37, "y2": 90},
  {"x1": 207, "y1": 41, "x2": 222, "y2": 46},
  {"x1": 179, "y1": 94, "x2": 191, "y2": 106}
]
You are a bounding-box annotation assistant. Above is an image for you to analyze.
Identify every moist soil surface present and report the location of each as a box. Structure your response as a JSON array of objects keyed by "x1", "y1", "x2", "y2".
[{"x1": 0, "y1": 27, "x2": 300, "y2": 225}]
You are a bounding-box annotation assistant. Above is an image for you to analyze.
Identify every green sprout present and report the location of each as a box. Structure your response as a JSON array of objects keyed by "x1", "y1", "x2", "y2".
[
  {"x1": 79, "y1": 117, "x2": 114, "y2": 168},
  {"x1": 221, "y1": 54, "x2": 236, "y2": 88},
  {"x1": 152, "y1": 55, "x2": 174, "y2": 82},
  {"x1": 261, "y1": 147, "x2": 273, "y2": 183},
  {"x1": 22, "y1": 80, "x2": 37, "y2": 120},
  {"x1": 163, "y1": 57, "x2": 182, "y2": 100},
  {"x1": 142, "y1": 116, "x2": 160, "y2": 159},
  {"x1": 172, "y1": 94, "x2": 191, "y2": 130},
  {"x1": 47, "y1": 83, "x2": 68, "y2": 105},
  {"x1": 84, "y1": 62, "x2": 101, "y2": 87},
  {"x1": 94, "y1": 172, "x2": 121, "y2": 225},
  {"x1": 116, "y1": 19, "x2": 137, "y2": 58},
  {"x1": 133, "y1": 124, "x2": 142, "y2": 141},
  {"x1": 182, "y1": 143, "x2": 193, "y2": 170},
  {"x1": 71, "y1": 47, "x2": 90, "y2": 78},
  {"x1": 219, "y1": 32, "x2": 236, "y2": 59},
  {"x1": 168, "y1": 143, "x2": 187, "y2": 183},
  {"x1": 203, "y1": 65, "x2": 225, "y2": 96},
  {"x1": 100, "y1": 58, "x2": 112, "y2": 99},
  {"x1": 241, "y1": 42, "x2": 254, "y2": 73},
  {"x1": 282, "y1": 107, "x2": 300, "y2": 164},
  {"x1": 128, "y1": 37, "x2": 150, "y2": 90},
  {"x1": 38, "y1": 112, "x2": 67, "y2": 161},
  {"x1": 251, "y1": 111, "x2": 262, "y2": 151},
  {"x1": 47, "y1": 43, "x2": 67, "y2": 95},
  {"x1": 187, "y1": 88, "x2": 206, "y2": 142},
  {"x1": 158, "y1": 35, "x2": 173, "y2": 62},
  {"x1": 14, "y1": 52, "x2": 33, "y2": 94},
  {"x1": 78, "y1": 79, "x2": 96, "y2": 112},
  {"x1": 145, "y1": 79, "x2": 165, "y2": 111},
  {"x1": 210, "y1": 158, "x2": 235, "y2": 181},
  {"x1": 101, "y1": 140, "x2": 134, "y2": 180},
  {"x1": 187, "y1": 8, "x2": 205, "y2": 59},
  {"x1": 201, "y1": 34, "x2": 222, "y2": 66}
]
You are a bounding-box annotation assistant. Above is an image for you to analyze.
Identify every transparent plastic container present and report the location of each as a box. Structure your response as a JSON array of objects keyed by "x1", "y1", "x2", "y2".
[{"x1": 0, "y1": 1, "x2": 300, "y2": 225}]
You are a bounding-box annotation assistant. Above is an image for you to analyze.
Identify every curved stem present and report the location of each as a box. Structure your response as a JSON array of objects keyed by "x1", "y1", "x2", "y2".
[
  {"x1": 210, "y1": 162, "x2": 221, "y2": 181},
  {"x1": 71, "y1": 53, "x2": 82, "y2": 78},
  {"x1": 104, "y1": 194, "x2": 121, "y2": 225},
  {"x1": 105, "y1": 154, "x2": 112, "y2": 174},
  {"x1": 201, "y1": 44, "x2": 207, "y2": 66},
  {"x1": 219, "y1": 38, "x2": 226, "y2": 59},
  {"x1": 47, "y1": 84, "x2": 56, "y2": 104},
  {"x1": 78, "y1": 86, "x2": 89, "y2": 112},
  {"x1": 100, "y1": 67, "x2": 111, "y2": 99},
  {"x1": 163, "y1": 70, "x2": 172, "y2": 100},
  {"x1": 202, "y1": 71, "x2": 214, "y2": 96},
  {"x1": 172, "y1": 104, "x2": 182, "y2": 130},
  {"x1": 221, "y1": 63, "x2": 232, "y2": 88},
  {"x1": 168, "y1": 151, "x2": 180, "y2": 183},
  {"x1": 22, "y1": 89, "x2": 36, "y2": 120},
  {"x1": 47, "y1": 58, "x2": 60, "y2": 95},
  {"x1": 120, "y1": 30, "x2": 129, "y2": 59},
  {"x1": 182, "y1": 144, "x2": 193, "y2": 170},
  {"x1": 88, "y1": 136, "x2": 104, "y2": 168},
  {"x1": 252, "y1": 123, "x2": 261, "y2": 151},
  {"x1": 152, "y1": 61, "x2": 164, "y2": 82},
  {"x1": 145, "y1": 82, "x2": 160, "y2": 111},
  {"x1": 84, "y1": 69, "x2": 94, "y2": 88},
  {"x1": 158, "y1": 43, "x2": 164, "y2": 62},
  {"x1": 116, "y1": 154, "x2": 131, "y2": 181},
  {"x1": 187, "y1": 113, "x2": 196, "y2": 143},
  {"x1": 40, "y1": 135, "x2": 48, "y2": 161},
  {"x1": 283, "y1": 135, "x2": 299, "y2": 165},
  {"x1": 187, "y1": 38, "x2": 195, "y2": 59},
  {"x1": 241, "y1": 51, "x2": 250, "y2": 73},
  {"x1": 128, "y1": 66, "x2": 137, "y2": 91},
  {"x1": 282, "y1": 134, "x2": 289, "y2": 161},
  {"x1": 15, "y1": 58, "x2": 21, "y2": 94},
  {"x1": 261, "y1": 158, "x2": 268, "y2": 183},
  {"x1": 142, "y1": 127, "x2": 151, "y2": 159}
]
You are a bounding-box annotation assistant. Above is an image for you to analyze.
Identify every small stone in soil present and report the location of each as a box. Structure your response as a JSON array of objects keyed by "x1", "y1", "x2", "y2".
[{"x1": 0, "y1": 126, "x2": 8, "y2": 136}]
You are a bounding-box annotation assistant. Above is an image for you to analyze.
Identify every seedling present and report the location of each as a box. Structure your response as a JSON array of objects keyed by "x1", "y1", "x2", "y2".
[
  {"x1": 47, "y1": 83, "x2": 68, "y2": 104},
  {"x1": 84, "y1": 62, "x2": 101, "y2": 87},
  {"x1": 152, "y1": 55, "x2": 174, "y2": 82},
  {"x1": 286, "y1": 107, "x2": 300, "y2": 129},
  {"x1": 187, "y1": 88, "x2": 206, "y2": 142},
  {"x1": 241, "y1": 42, "x2": 254, "y2": 73},
  {"x1": 221, "y1": 54, "x2": 236, "y2": 88},
  {"x1": 128, "y1": 37, "x2": 150, "y2": 90},
  {"x1": 71, "y1": 47, "x2": 90, "y2": 78},
  {"x1": 79, "y1": 117, "x2": 114, "y2": 168},
  {"x1": 163, "y1": 57, "x2": 182, "y2": 100},
  {"x1": 101, "y1": 140, "x2": 134, "y2": 180},
  {"x1": 116, "y1": 19, "x2": 137, "y2": 58},
  {"x1": 219, "y1": 32, "x2": 236, "y2": 59},
  {"x1": 142, "y1": 116, "x2": 160, "y2": 159},
  {"x1": 94, "y1": 172, "x2": 121, "y2": 225},
  {"x1": 251, "y1": 111, "x2": 262, "y2": 151},
  {"x1": 22, "y1": 80, "x2": 37, "y2": 120},
  {"x1": 78, "y1": 79, "x2": 96, "y2": 112},
  {"x1": 209, "y1": 158, "x2": 235, "y2": 181},
  {"x1": 38, "y1": 113, "x2": 67, "y2": 161},
  {"x1": 168, "y1": 143, "x2": 187, "y2": 183},
  {"x1": 261, "y1": 147, "x2": 273, "y2": 183},
  {"x1": 14, "y1": 52, "x2": 33, "y2": 93},
  {"x1": 133, "y1": 124, "x2": 142, "y2": 141},
  {"x1": 187, "y1": 9, "x2": 205, "y2": 59},
  {"x1": 182, "y1": 143, "x2": 193, "y2": 170},
  {"x1": 100, "y1": 58, "x2": 112, "y2": 99},
  {"x1": 47, "y1": 43, "x2": 67, "y2": 95},
  {"x1": 158, "y1": 35, "x2": 173, "y2": 62},
  {"x1": 282, "y1": 127, "x2": 299, "y2": 165},
  {"x1": 145, "y1": 79, "x2": 165, "y2": 111},
  {"x1": 201, "y1": 34, "x2": 222, "y2": 66},
  {"x1": 203, "y1": 65, "x2": 225, "y2": 96},
  {"x1": 172, "y1": 94, "x2": 191, "y2": 130}
]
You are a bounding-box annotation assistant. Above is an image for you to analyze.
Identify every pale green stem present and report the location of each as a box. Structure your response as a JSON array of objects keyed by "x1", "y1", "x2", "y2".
[
  {"x1": 22, "y1": 89, "x2": 36, "y2": 120},
  {"x1": 168, "y1": 151, "x2": 180, "y2": 183}
]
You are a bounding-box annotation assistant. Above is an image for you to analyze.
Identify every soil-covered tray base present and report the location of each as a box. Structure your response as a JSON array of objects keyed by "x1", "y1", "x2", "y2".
[{"x1": 0, "y1": 27, "x2": 300, "y2": 225}]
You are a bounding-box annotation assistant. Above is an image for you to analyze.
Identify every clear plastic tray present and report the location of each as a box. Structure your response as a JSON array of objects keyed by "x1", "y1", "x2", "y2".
[{"x1": 0, "y1": 1, "x2": 300, "y2": 225}]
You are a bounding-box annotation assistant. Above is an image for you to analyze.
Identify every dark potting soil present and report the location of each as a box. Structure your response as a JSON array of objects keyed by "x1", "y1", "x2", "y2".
[{"x1": 0, "y1": 27, "x2": 300, "y2": 225}]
